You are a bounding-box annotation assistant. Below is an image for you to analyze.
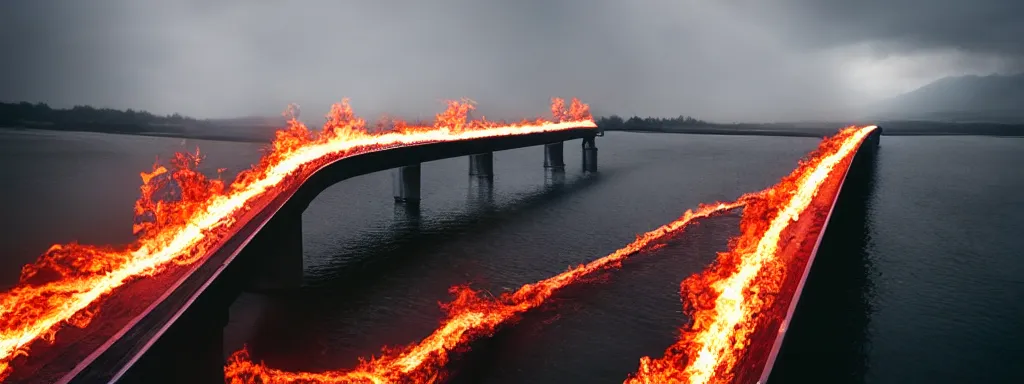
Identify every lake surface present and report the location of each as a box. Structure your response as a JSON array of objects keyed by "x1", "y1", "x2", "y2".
[{"x1": 0, "y1": 129, "x2": 1021, "y2": 383}]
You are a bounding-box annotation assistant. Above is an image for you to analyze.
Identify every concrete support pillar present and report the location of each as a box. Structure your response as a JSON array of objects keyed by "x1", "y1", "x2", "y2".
[
  {"x1": 544, "y1": 142, "x2": 565, "y2": 168},
  {"x1": 393, "y1": 164, "x2": 421, "y2": 202},
  {"x1": 469, "y1": 152, "x2": 493, "y2": 177},
  {"x1": 582, "y1": 136, "x2": 598, "y2": 172},
  {"x1": 247, "y1": 211, "x2": 303, "y2": 292}
]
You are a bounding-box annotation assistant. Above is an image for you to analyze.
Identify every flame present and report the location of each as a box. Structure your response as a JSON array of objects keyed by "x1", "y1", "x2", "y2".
[
  {"x1": 0, "y1": 98, "x2": 596, "y2": 380},
  {"x1": 624, "y1": 126, "x2": 877, "y2": 384},
  {"x1": 224, "y1": 200, "x2": 749, "y2": 383},
  {"x1": 225, "y1": 125, "x2": 877, "y2": 384}
]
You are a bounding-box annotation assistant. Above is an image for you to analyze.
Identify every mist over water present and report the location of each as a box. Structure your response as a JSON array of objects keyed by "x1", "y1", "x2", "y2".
[{"x1": 0, "y1": 130, "x2": 1021, "y2": 382}]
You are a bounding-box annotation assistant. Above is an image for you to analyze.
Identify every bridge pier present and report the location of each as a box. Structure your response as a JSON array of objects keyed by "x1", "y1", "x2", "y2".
[
  {"x1": 393, "y1": 164, "x2": 421, "y2": 203},
  {"x1": 469, "y1": 152, "x2": 493, "y2": 177},
  {"x1": 582, "y1": 136, "x2": 598, "y2": 172},
  {"x1": 246, "y1": 210, "x2": 303, "y2": 292},
  {"x1": 543, "y1": 142, "x2": 565, "y2": 168}
]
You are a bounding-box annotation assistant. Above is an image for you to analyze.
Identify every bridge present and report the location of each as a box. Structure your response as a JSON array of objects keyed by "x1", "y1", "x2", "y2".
[
  {"x1": 36, "y1": 127, "x2": 599, "y2": 384},
  {"x1": 7, "y1": 123, "x2": 883, "y2": 384}
]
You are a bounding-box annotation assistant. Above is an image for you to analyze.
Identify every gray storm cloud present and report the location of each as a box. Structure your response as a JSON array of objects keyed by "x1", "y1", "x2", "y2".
[
  {"x1": 736, "y1": 0, "x2": 1024, "y2": 57},
  {"x1": 1, "y1": 0, "x2": 1021, "y2": 122}
]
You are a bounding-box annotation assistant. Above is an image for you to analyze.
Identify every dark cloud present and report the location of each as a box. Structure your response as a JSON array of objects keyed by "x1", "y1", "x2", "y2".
[
  {"x1": 1, "y1": 1, "x2": 1021, "y2": 122},
  {"x1": 737, "y1": 0, "x2": 1024, "y2": 57}
]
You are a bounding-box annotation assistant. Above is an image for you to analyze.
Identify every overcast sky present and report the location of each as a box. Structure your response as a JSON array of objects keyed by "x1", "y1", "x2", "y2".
[{"x1": 1, "y1": 0, "x2": 1022, "y2": 122}]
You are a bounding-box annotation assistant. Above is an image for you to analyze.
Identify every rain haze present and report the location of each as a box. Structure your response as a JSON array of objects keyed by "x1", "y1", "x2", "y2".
[{"x1": 1, "y1": 0, "x2": 1023, "y2": 121}]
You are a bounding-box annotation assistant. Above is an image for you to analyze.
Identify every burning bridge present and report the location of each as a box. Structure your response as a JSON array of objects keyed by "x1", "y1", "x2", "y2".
[
  {"x1": 2, "y1": 95, "x2": 883, "y2": 384},
  {"x1": 67, "y1": 130, "x2": 600, "y2": 384}
]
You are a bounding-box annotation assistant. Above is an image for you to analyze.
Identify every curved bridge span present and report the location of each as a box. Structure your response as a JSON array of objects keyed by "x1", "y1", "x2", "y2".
[{"x1": 51, "y1": 128, "x2": 598, "y2": 384}]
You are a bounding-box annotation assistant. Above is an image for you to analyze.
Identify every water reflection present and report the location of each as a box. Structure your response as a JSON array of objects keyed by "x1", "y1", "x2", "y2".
[
  {"x1": 234, "y1": 168, "x2": 610, "y2": 332},
  {"x1": 467, "y1": 175, "x2": 495, "y2": 211},
  {"x1": 768, "y1": 148, "x2": 879, "y2": 382},
  {"x1": 392, "y1": 201, "x2": 422, "y2": 233},
  {"x1": 544, "y1": 168, "x2": 566, "y2": 189}
]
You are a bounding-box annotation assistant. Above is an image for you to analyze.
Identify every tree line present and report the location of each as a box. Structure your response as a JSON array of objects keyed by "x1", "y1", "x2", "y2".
[
  {"x1": 0, "y1": 101, "x2": 199, "y2": 132},
  {"x1": 595, "y1": 115, "x2": 711, "y2": 131}
]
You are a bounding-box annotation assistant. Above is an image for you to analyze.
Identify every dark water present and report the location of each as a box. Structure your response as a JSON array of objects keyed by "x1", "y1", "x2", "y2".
[{"x1": 0, "y1": 129, "x2": 1021, "y2": 383}]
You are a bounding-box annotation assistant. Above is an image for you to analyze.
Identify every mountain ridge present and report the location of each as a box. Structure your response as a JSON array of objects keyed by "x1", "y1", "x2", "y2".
[{"x1": 871, "y1": 72, "x2": 1024, "y2": 123}]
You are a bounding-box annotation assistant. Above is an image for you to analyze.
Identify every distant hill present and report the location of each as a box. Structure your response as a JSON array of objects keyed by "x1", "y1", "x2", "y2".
[{"x1": 871, "y1": 73, "x2": 1024, "y2": 123}]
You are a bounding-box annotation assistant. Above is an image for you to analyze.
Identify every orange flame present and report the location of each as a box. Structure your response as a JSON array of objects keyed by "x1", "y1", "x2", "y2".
[
  {"x1": 0, "y1": 98, "x2": 595, "y2": 380},
  {"x1": 624, "y1": 126, "x2": 877, "y2": 384},
  {"x1": 224, "y1": 200, "x2": 749, "y2": 383},
  {"x1": 224, "y1": 125, "x2": 877, "y2": 384}
]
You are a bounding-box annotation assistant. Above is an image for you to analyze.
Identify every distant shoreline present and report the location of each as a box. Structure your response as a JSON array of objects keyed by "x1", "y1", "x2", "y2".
[
  {"x1": 604, "y1": 121, "x2": 1024, "y2": 138},
  {"x1": 0, "y1": 102, "x2": 284, "y2": 144},
  {"x1": 6, "y1": 101, "x2": 1024, "y2": 141}
]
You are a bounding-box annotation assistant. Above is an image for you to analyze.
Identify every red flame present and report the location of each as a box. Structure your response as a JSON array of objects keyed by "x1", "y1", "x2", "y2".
[
  {"x1": 0, "y1": 98, "x2": 595, "y2": 381},
  {"x1": 223, "y1": 126, "x2": 877, "y2": 384}
]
